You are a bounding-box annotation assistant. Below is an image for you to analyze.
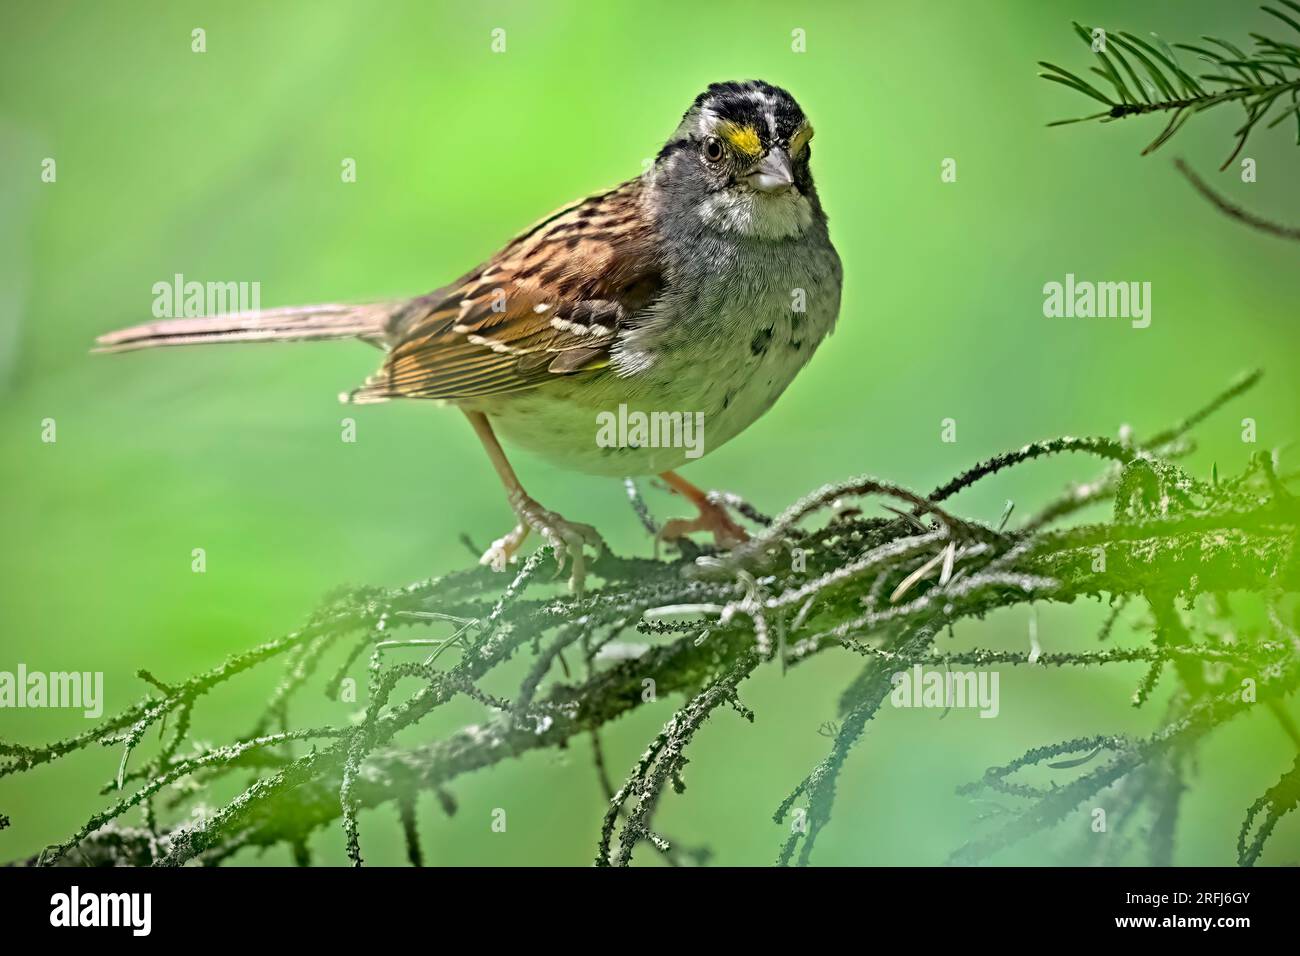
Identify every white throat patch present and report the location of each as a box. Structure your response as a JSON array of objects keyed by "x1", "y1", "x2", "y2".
[{"x1": 697, "y1": 187, "x2": 813, "y2": 240}]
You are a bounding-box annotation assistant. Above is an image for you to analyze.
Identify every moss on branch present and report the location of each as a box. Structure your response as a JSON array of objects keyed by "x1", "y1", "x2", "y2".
[{"x1": 4, "y1": 372, "x2": 1298, "y2": 867}]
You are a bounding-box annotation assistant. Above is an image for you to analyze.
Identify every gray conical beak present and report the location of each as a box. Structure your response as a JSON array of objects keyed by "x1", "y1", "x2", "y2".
[{"x1": 747, "y1": 148, "x2": 795, "y2": 193}]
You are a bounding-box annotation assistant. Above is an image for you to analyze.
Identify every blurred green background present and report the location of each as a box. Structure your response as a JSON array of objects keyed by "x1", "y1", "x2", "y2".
[{"x1": 1, "y1": 0, "x2": 1297, "y2": 866}]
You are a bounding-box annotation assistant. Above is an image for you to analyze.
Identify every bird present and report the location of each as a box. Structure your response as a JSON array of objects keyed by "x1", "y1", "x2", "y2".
[{"x1": 96, "y1": 80, "x2": 843, "y2": 592}]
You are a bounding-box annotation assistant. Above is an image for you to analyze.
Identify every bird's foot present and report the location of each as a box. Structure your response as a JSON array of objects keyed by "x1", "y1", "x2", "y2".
[
  {"x1": 480, "y1": 496, "x2": 604, "y2": 594},
  {"x1": 658, "y1": 495, "x2": 750, "y2": 554},
  {"x1": 479, "y1": 523, "x2": 530, "y2": 572}
]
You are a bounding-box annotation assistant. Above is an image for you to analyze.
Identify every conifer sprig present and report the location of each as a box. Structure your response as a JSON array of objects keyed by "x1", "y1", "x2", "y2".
[{"x1": 1040, "y1": 5, "x2": 1300, "y2": 168}]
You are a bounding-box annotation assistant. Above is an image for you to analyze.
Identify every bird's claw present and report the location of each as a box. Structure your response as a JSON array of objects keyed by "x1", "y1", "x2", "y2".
[
  {"x1": 479, "y1": 523, "x2": 529, "y2": 573},
  {"x1": 657, "y1": 496, "x2": 750, "y2": 556},
  {"x1": 479, "y1": 501, "x2": 604, "y2": 594}
]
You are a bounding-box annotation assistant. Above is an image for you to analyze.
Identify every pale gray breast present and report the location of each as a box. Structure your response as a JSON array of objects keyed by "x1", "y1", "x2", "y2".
[
  {"x1": 613, "y1": 231, "x2": 842, "y2": 440},
  {"x1": 482, "y1": 232, "x2": 841, "y2": 478}
]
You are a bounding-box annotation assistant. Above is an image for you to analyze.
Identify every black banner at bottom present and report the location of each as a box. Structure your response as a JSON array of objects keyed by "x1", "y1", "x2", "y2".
[{"x1": 0, "y1": 865, "x2": 1278, "y2": 940}]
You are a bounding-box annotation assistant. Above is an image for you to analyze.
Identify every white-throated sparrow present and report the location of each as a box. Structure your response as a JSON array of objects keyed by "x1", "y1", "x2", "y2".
[{"x1": 97, "y1": 80, "x2": 843, "y2": 590}]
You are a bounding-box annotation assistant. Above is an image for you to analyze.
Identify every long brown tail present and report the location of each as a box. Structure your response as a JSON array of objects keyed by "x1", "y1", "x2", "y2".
[{"x1": 94, "y1": 302, "x2": 399, "y2": 353}]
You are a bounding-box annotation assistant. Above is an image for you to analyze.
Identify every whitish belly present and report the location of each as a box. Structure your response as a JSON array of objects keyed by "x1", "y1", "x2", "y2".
[{"x1": 478, "y1": 299, "x2": 833, "y2": 477}]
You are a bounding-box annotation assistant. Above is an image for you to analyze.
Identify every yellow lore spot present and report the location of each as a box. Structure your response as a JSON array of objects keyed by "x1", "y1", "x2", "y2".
[{"x1": 718, "y1": 122, "x2": 762, "y2": 157}]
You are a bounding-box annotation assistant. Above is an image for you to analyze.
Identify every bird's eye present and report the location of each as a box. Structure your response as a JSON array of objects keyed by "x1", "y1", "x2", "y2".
[{"x1": 703, "y1": 137, "x2": 724, "y2": 163}]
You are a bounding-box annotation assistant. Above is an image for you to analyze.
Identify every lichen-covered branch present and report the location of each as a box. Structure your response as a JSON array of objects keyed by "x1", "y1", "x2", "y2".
[{"x1": 4, "y1": 372, "x2": 1298, "y2": 868}]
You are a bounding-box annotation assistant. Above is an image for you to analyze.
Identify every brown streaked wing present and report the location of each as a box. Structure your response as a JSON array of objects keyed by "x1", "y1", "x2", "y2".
[{"x1": 350, "y1": 179, "x2": 661, "y2": 402}]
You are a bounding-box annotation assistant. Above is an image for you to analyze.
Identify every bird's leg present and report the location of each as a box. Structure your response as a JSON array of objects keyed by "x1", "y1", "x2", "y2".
[
  {"x1": 464, "y1": 410, "x2": 604, "y2": 592},
  {"x1": 656, "y1": 470, "x2": 750, "y2": 551}
]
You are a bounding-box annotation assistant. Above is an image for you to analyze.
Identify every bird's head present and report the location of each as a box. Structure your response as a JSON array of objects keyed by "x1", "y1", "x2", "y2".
[{"x1": 650, "y1": 80, "x2": 820, "y2": 240}]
